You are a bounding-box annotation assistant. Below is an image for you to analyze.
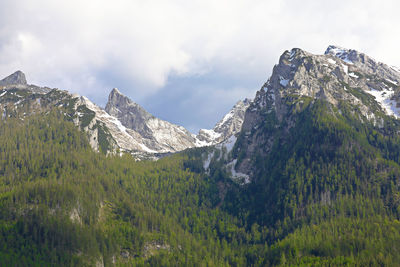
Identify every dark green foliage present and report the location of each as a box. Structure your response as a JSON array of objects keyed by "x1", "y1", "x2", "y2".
[
  {"x1": 76, "y1": 104, "x2": 95, "y2": 128},
  {"x1": 216, "y1": 96, "x2": 400, "y2": 265},
  {"x1": 95, "y1": 122, "x2": 113, "y2": 154},
  {"x1": 2, "y1": 93, "x2": 400, "y2": 265},
  {"x1": 0, "y1": 111, "x2": 247, "y2": 265}
]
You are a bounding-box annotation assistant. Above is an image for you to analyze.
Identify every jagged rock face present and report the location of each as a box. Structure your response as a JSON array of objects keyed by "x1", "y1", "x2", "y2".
[
  {"x1": 0, "y1": 84, "x2": 119, "y2": 155},
  {"x1": 0, "y1": 71, "x2": 51, "y2": 94},
  {"x1": 197, "y1": 99, "x2": 251, "y2": 145},
  {"x1": 225, "y1": 45, "x2": 400, "y2": 183},
  {"x1": 105, "y1": 88, "x2": 198, "y2": 153},
  {"x1": 0, "y1": 71, "x2": 251, "y2": 159},
  {"x1": 106, "y1": 88, "x2": 153, "y2": 138},
  {"x1": 0, "y1": 71, "x2": 27, "y2": 86},
  {"x1": 325, "y1": 45, "x2": 400, "y2": 81},
  {"x1": 104, "y1": 88, "x2": 251, "y2": 154}
]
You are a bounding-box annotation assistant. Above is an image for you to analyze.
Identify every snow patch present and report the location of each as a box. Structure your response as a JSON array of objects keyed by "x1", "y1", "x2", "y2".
[
  {"x1": 326, "y1": 46, "x2": 354, "y2": 64},
  {"x1": 203, "y1": 151, "x2": 214, "y2": 170},
  {"x1": 226, "y1": 159, "x2": 250, "y2": 184},
  {"x1": 390, "y1": 66, "x2": 400, "y2": 73},
  {"x1": 327, "y1": 58, "x2": 336, "y2": 65},
  {"x1": 385, "y1": 78, "x2": 398, "y2": 85},
  {"x1": 195, "y1": 138, "x2": 210, "y2": 147},
  {"x1": 366, "y1": 88, "x2": 400, "y2": 117},
  {"x1": 101, "y1": 114, "x2": 128, "y2": 134},
  {"x1": 139, "y1": 144, "x2": 158, "y2": 153},
  {"x1": 216, "y1": 110, "x2": 234, "y2": 128},
  {"x1": 349, "y1": 72, "x2": 359, "y2": 78},
  {"x1": 0, "y1": 91, "x2": 7, "y2": 97},
  {"x1": 201, "y1": 129, "x2": 222, "y2": 140}
]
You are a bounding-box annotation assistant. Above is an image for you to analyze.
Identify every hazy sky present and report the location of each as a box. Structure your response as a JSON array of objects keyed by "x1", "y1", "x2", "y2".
[{"x1": 1, "y1": 0, "x2": 400, "y2": 132}]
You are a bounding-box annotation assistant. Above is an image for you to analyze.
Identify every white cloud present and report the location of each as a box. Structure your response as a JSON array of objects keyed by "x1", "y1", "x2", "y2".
[{"x1": 0, "y1": 0, "x2": 400, "y2": 129}]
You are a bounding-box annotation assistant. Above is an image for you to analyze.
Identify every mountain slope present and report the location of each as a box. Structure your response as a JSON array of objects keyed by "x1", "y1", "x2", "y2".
[
  {"x1": 195, "y1": 45, "x2": 400, "y2": 265},
  {"x1": 225, "y1": 45, "x2": 400, "y2": 181},
  {"x1": 0, "y1": 74, "x2": 250, "y2": 159},
  {"x1": 2, "y1": 46, "x2": 400, "y2": 266},
  {"x1": 0, "y1": 111, "x2": 250, "y2": 266},
  {"x1": 197, "y1": 99, "x2": 251, "y2": 145},
  {"x1": 105, "y1": 88, "x2": 197, "y2": 153}
]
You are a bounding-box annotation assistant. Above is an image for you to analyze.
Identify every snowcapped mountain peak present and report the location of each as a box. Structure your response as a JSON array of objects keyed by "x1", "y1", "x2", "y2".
[
  {"x1": 325, "y1": 45, "x2": 349, "y2": 54},
  {"x1": 324, "y1": 45, "x2": 355, "y2": 64}
]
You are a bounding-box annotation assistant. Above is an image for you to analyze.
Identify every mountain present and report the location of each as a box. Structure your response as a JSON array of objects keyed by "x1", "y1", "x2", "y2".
[
  {"x1": 105, "y1": 88, "x2": 197, "y2": 153},
  {"x1": 0, "y1": 70, "x2": 27, "y2": 86},
  {"x1": 196, "y1": 45, "x2": 400, "y2": 265},
  {"x1": 204, "y1": 45, "x2": 400, "y2": 183},
  {"x1": 2, "y1": 46, "x2": 400, "y2": 266},
  {"x1": 0, "y1": 72, "x2": 249, "y2": 159},
  {"x1": 197, "y1": 98, "x2": 251, "y2": 145},
  {"x1": 0, "y1": 70, "x2": 52, "y2": 94}
]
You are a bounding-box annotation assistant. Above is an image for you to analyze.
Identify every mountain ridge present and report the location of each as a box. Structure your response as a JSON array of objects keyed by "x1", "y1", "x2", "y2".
[
  {"x1": 201, "y1": 45, "x2": 400, "y2": 185},
  {"x1": 0, "y1": 72, "x2": 249, "y2": 159},
  {"x1": 3, "y1": 45, "x2": 400, "y2": 266}
]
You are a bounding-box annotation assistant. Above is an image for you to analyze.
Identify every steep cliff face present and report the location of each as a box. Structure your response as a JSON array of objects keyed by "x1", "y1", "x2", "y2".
[
  {"x1": 197, "y1": 99, "x2": 251, "y2": 145},
  {"x1": 105, "y1": 88, "x2": 198, "y2": 153},
  {"x1": 0, "y1": 71, "x2": 27, "y2": 86},
  {"x1": 0, "y1": 82, "x2": 119, "y2": 155},
  {"x1": 0, "y1": 72, "x2": 250, "y2": 159},
  {"x1": 203, "y1": 46, "x2": 400, "y2": 184}
]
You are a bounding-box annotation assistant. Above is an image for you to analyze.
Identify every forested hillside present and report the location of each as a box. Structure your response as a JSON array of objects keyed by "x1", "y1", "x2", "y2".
[
  {"x1": 201, "y1": 97, "x2": 400, "y2": 266},
  {"x1": 0, "y1": 110, "x2": 253, "y2": 266},
  {"x1": 3, "y1": 47, "x2": 400, "y2": 266},
  {"x1": 2, "y1": 102, "x2": 400, "y2": 266}
]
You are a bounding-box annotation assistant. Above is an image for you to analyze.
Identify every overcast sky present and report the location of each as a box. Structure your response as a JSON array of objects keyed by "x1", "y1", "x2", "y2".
[{"x1": 1, "y1": 0, "x2": 400, "y2": 132}]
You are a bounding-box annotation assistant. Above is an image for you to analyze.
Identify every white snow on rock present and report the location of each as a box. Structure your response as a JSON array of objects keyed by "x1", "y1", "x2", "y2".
[
  {"x1": 385, "y1": 78, "x2": 398, "y2": 85},
  {"x1": 226, "y1": 159, "x2": 250, "y2": 184},
  {"x1": 78, "y1": 96, "x2": 155, "y2": 153},
  {"x1": 0, "y1": 90, "x2": 7, "y2": 97},
  {"x1": 139, "y1": 143, "x2": 158, "y2": 153},
  {"x1": 203, "y1": 151, "x2": 215, "y2": 170},
  {"x1": 342, "y1": 63, "x2": 348, "y2": 74},
  {"x1": 366, "y1": 88, "x2": 400, "y2": 117},
  {"x1": 327, "y1": 58, "x2": 336, "y2": 65},
  {"x1": 199, "y1": 129, "x2": 222, "y2": 141},
  {"x1": 391, "y1": 66, "x2": 400, "y2": 73},
  {"x1": 216, "y1": 111, "x2": 234, "y2": 128},
  {"x1": 326, "y1": 46, "x2": 354, "y2": 64},
  {"x1": 349, "y1": 72, "x2": 359, "y2": 78}
]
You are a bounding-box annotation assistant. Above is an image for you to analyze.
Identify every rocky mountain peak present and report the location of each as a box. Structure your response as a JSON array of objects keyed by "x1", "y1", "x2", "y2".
[
  {"x1": 0, "y1": 71, "x2": 27, "y2": 86},
  {"x1": 229, "y1": 46, "x2": 400, "y2": 183},
  {"x1": 106, "y1": 88, "x2": 153, "y2": 126},
  {"x1": 249, "y1": 45, "x2": 400, "y2": 123},
  {"x1": 324, "y1": 45, "x2": 357, "y2": 64},
  {"x1": 196, "y1": 98, "x2": 251, "y2": 145},
  {"x1": 325, "y1": 45, "x2": 400, "y2": 82},
  {"x1": 107, "y1": 88, "x2": 137, "y2": 109},
  {"x1": 105, "y1": 88, "x2": 199, "y2": 153}
]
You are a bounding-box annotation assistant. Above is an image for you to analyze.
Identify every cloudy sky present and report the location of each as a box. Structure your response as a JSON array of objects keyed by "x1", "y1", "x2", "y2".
[{"x1": 1, "y1": 0, "x2": 400, "y2": 132}]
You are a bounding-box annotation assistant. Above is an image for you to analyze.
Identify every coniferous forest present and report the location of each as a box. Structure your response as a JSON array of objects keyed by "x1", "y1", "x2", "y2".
[{"x1": 1, "y1": 99, "x2": 400, "y2": 266}]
